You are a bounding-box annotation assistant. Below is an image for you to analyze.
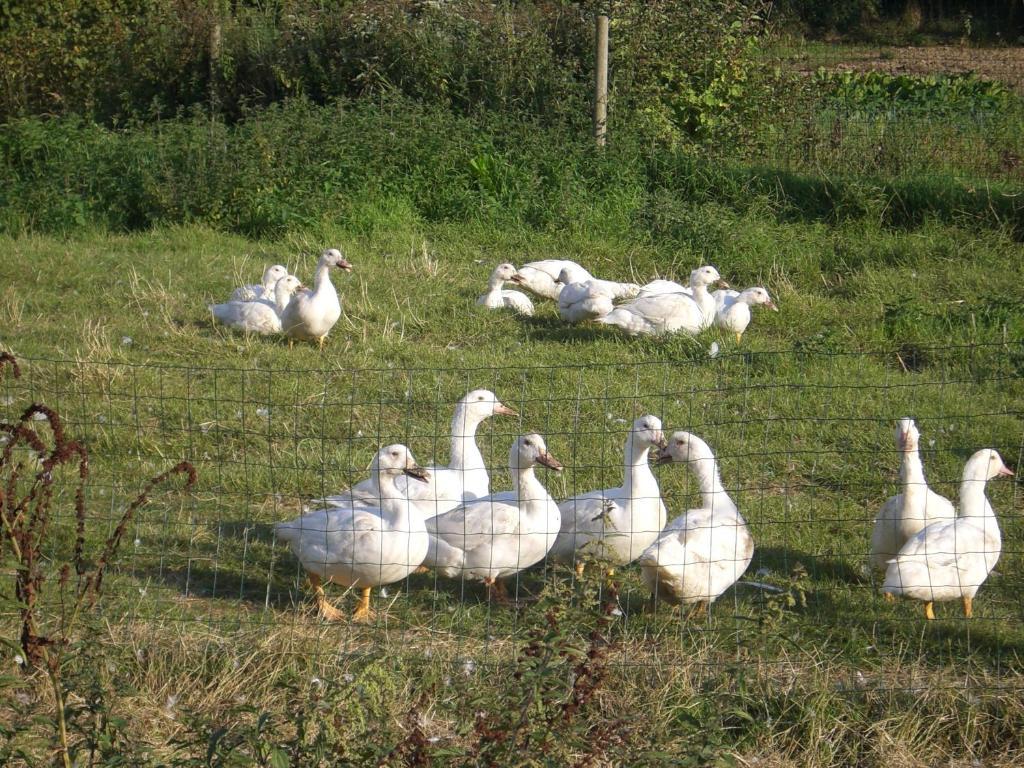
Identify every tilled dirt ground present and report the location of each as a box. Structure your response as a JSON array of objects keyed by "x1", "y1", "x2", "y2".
[{"x1": 793, "y1": 45, "x2": 1024, "y2": 91}]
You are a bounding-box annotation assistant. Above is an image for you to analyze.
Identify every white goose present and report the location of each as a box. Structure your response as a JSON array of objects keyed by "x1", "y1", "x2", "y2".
[
  {"x1": 714, "y1": 286, "x2": 778, "y2": 342},
  {"x1": 210, "y1": 275, "x2": 305, "y2": 335},
  {"x1": 280, "y1": 248, "x2": 353, "y2": 349},
  {"x1": 556, "y1": 278, "x2": 615, "y2": 323},
  {"x1": 232, "y1": 264, "x2": 289, "y2": 302},
  {"x1": 555, "y1": 267, "x2": 640, "y2": 301},
  {"x1": 509, "y1": 260, "x2": 590, "y2": 300},
  {"x1": 639, "y1": 431, "x2": 753, "y2": 616},
  {"x1": 424, "y1": 434, "x2": 563, "y2": 599},
  {"x1": 478, "y1": 264, "x2": 535, "y2": 316},
  {"x1": 549, "y1": 416, "x2": 668, "y2": 571},
  {"x1": 883, "y1": 448, "x2": 1013, "y2": 620},
  {"x1": 869, "y1": 418, "x2": 955, "y2": 574},
  {"x1": 275, "y1": 444, "x2": 430, "y2": 622},
  {"x1": 597, "y1": 266, "x2": 727, "y2": 336},
  {"x1": 324, "y1": 389, "x2": 519, "y2": 518}
]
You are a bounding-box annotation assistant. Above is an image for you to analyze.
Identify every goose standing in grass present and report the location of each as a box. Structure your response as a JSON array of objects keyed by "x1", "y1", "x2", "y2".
[
  {"x1": 478, "y1": 264, "x2": 535, "y2": 316},
  {"x1": 597, "y1": 266, "x2": 727, "y2": 336},
  {"x1": 549, "y1": 416, "x2": 668, "y2": 572},
  {"x1": 322, "y1": 389, "x2": 519, "y2": 518},
  {"x1": 424, "y1": 434, "x2": 563, "y2": 600},
  {"x1": 276, "y1": 445, "x2": 431, "y2": 622},
  {"x1": 231, "y1": 264, "x2": 289, "y2": 302},
  {"x1": 714, "y1": 286, "x2": 778, "y2": 343},
  {"x1": 883, "y1": 448, "x2": 1013, "y2": 620},
  {"x1": 509, "y1": 260, "x2": 590, "y2": 300},
  {"x1": 210, "y1": 275, "x2": 305, "y2": 335},
  {"x1": 639, "y1": 431, "x2": 753, "y2": 617},
  {"x1": 280, "y1": 248, "x2": 353, "y2": 349},
  {"x1": 869, "y1": 418, "x2": 955, "y2": 575}
]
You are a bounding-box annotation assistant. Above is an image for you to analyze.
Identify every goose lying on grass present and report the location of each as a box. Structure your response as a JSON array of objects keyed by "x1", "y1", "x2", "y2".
[
  {"x1": 424, "y1": 434, "x2": 563, "y2": 601},
  {"x1": 869, "y1": 418, "x2": 955, "y2": 576},
  {"x1": 883, "y1": 448, "x2": 1013, "y2": 620},
  {"x1": 639, "y1": 431, "x2": 753, "y2": 617},
  {"x1": 276, "y1": 445, "x2": 430, "y2": 622},
  {"x1": 555, "y1": 267, "x2": 641, "y2": 323},
  {"x1": 281, "y1": 248, "x2": 353, "y2": 349},
  {"x1": 478, "y1": 264, "x2": 535, "y2": 316},
  {"x1": 232, "y1": 264, "x2": 289, "y2": 302},
  {"x1": 549, "y1": 416, "x2": 667, "y2": 573},
  {"x1": 210, "y1": 275, "x2": 304, "y2": 335},
  {"x1": 713, "y1": 286, "x2": 778, "y2": 343},
  {"x1": 598, "y1": 266, "x2": 727, "y2": 336},
  {"x1": 556, "y1": 277, "x2": 616, "y2": 323},
  {"x1": 509, "y1": 260, "x2": 589, "y2": 300}
]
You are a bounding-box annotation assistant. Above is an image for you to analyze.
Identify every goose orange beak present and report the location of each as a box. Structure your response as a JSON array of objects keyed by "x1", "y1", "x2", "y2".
[
  {"x1": 537, "y1": 452, "x2": 563, "y2": 471},
  {"x1": 404, "y1": 465, "x2": 430, "y2": 483}
]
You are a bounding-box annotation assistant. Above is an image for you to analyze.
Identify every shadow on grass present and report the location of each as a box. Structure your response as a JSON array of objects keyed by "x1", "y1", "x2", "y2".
[{"x1": 651, "y1": 157, "x2": 1024, "y2": 239}]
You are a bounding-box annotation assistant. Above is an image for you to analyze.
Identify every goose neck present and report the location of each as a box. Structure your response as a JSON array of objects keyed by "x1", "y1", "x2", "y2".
[
  {"x1": 312, "y1": 262, "x2": 333, "y2": 297},
  {"x1": 449, "y1": 406, "x2": 484, "y2": 471},
  {"x1": 900, "y1": 447, "x2": 927, "y2": 498},
  {"x1": 692, "y1": 457, "x2": 728, "y2": 510},
  {"x1": 378, "y1": 472, "x2": 419, "y2": 526},
  {"x1": 958, "y1": 477, "x2": 995, "y2": 522},
  {"x1": 622, "y1": 433, "x2": 655, "y2": 496},
  {"x1": 513, "y1": 465, "x2": 544, "y2": 507}
]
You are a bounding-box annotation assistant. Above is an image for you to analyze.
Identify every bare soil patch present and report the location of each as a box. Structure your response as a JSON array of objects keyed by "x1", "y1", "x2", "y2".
[{"x1": 797, "y1": 45, "x2": 1024, "y2": 91}]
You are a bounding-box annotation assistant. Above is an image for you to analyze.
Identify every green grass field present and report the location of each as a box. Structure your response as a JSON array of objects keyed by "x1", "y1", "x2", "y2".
[{"x1": 2, "y1": 197, "x2": 1023, "y2": 764}]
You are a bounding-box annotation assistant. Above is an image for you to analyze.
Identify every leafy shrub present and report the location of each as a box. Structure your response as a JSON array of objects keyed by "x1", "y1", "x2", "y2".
[
  {"x1": 611, "y1": 1, "x2": 774, "y2": 146},
  {"x1": 815, "y1": 70, "x2": 1014, "y2": 117}
]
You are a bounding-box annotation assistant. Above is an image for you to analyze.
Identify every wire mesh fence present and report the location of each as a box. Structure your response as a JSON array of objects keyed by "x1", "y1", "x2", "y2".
[{"x1": 2, "y1": 344, "x2": 1021, "y2": 681}]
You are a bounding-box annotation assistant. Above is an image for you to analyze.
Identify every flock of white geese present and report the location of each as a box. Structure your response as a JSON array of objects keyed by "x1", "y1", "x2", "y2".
[
  {"x1": 208, "y1": 251, "x2": 1012, "y2": 623},
  {"x1": 207, "y1": 249, "x2": 778, "y2": 346},
  {"x1": 478, "y1": 259, "x2": 778, "y2": 340},
  {"x1": 274, "y1": 390, "x2": 1014, "y2": 623},
  {"x1": 209, "y1": 248, "x2": 352, "y2": 348}
]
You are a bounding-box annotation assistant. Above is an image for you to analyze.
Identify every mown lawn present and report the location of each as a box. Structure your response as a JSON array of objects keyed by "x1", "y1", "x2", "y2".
[{"x1": 1, "y1": 200, "x2": 1022, "y2": 763}]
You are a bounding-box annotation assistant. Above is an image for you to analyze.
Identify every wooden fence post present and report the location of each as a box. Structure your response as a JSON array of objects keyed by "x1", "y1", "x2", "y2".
[{"x1": 594, "y1": 11, "x2": 609, "y2": 146}]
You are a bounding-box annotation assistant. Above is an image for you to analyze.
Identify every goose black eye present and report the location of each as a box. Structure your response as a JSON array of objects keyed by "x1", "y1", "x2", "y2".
[{"x1": 524, "y1": 440, "x2": 532, "y2": 446}]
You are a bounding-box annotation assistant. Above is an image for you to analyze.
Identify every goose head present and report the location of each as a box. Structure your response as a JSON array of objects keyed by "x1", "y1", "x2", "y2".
[
  {"x1": 895, "y1": 417, "x2": 919, "y2": 452},
  {"x1": 490, "y1": 263, "x2": 519, "y2": 286},
  {"x1": 655, "y1": 431, "x2": 715, "y2": 468},
  {"x1": 689, "y1": 266, "x2": 729, "y2": 290},
  {"x1": 740, "y1": 286, "x2": 777, "y2": 311},
  {"x1": 274, "y1": 275, "x2": 306, "y2": 301},
  {"x1": 320, "y1": 248, "x2": 353, "y2": 272},
  {"x1": 631, "y1": 415, "x2": 667, "y2": 451},
  {"x1": 460, "y1": 389, "x2": 519, "y2": 421},
  {"x1": 372, "y1": 444, "x2": 430, "y2": 484},
  {"x1": 511, "y1": 434, "x2": 562, "y2": 473},
  {"x1": 964, "y1": 448, "x2": 1015, "y2": 482},
  {"x1": 263, "y1": 264, "x2": 289, "y2": 286}
]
